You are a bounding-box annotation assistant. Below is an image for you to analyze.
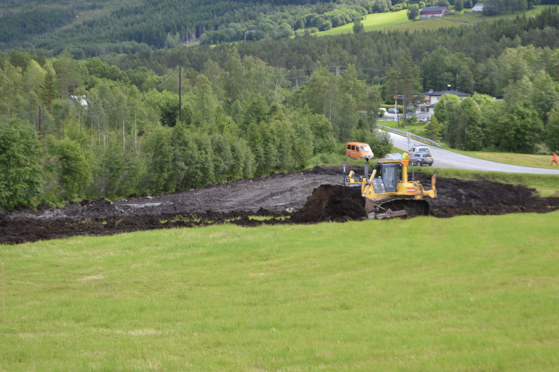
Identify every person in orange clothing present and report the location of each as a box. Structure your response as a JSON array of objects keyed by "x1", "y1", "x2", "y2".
[{"x1": 552, "y1": 152, "x2": 559, "y2": 166}]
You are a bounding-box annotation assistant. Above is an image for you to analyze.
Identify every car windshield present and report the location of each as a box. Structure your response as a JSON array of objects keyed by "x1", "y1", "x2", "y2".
[{"x1": 360, "y1": 146, "x2": 371, "y2": 152}]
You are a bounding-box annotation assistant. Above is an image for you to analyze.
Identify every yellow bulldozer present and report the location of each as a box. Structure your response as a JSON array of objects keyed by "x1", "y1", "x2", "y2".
[{"x1": 344, "y1": 157, "x2": 437, "y2": 219}]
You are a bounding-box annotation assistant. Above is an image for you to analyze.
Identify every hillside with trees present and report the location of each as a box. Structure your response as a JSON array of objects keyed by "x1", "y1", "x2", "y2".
[
  {"x1": 1, "y1": 0, "x2": 550, "y2": 57},
  {"x1": 1, "y1": 3, "x2": 559, "y2": 210},
  {"x1": 0, "y1": 0, "x2": 393, "y2": 56}
]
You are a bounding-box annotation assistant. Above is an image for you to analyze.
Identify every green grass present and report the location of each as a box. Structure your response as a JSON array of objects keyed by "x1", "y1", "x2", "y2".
[
  {"x1": 319, "y1": 10, "x2": 409, "y2": 36},
  {"x1": 1, "y1": 212, "x2": 559, "y2": 370},
  {"x1": 378, "y1": 119, "x2": 430, "y2": 139},
  {"x1": 316, "y1": 6, "x2": 556, "y2": 37},
  {"x1": 453, "y1": 150, "x2": 559, "y2": 170}
]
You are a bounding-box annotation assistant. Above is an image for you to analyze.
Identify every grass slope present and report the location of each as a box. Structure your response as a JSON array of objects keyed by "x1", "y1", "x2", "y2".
[
  {"x1": 1, "y1": 212, "x2": 559, "y2": 370},
  {"x1": 319, "y1": 10, "x2": 409, "y2": 36},
  {"x1": 317, "y1": 6, "x2": 556, "y2": 37}
]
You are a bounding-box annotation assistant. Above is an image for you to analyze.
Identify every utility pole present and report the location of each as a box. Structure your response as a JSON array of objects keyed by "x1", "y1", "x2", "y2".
[{"x1": 122, "y1": 108, "x2": 126, "y2": 152}]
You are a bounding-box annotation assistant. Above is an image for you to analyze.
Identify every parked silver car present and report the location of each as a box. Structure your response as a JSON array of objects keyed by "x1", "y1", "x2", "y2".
[{"x1": 410, "y1": 152, "x2": 434, "y2": 166}]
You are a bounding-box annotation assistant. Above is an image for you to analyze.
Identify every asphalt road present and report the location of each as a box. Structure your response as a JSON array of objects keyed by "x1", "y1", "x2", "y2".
[{"x1": 385, "y1": 131, "x2": 559, "y2": 175}]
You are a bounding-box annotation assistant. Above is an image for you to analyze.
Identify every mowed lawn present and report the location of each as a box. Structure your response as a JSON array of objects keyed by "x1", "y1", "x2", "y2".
[{"x1": 1, "y1": 212, "x2": 559, "y2": 370}]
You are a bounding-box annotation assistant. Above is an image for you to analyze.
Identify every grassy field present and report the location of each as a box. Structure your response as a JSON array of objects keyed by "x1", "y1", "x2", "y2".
[
  {"x1": 317, "y1": 6, "x2": 556, "y2": 37},
  {"x1": 1, "y1": 212, "x2": 559, "y2": 370},
  {"x1": 452, "y1": 151, "x2": 558, "y2": 169},
  {"x1": 319, "y1": 10, "x2": 409, "y2": 36}
]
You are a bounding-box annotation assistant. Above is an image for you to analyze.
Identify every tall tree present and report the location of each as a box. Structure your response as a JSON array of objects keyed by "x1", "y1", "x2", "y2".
[
  {"x1": 493, "y1": 103, "x2": 543, "y2": 153},
  {"x1": 353, "y1": 17, "x2": 364, "y2": 34},
  {"x1": 408, "y1": 5, "x2": 419, "y2": 21},
  {"x1": 191, "y1": 74, "x2": 217, "y2": 126},
  {"x1": 385, "y1": 58, "x2": 422, "y2": 127},
  {"x1": 545, "y1": 107, "x2": 559, "y2": 152},
  {"x1": 0, "y1": 118, "x2": 42, "y2": 209},
  {"x1": 41, "y1": 70, "x2": 59, "y2": 111},
  {"x1": 53, "y1": 50, "x2": 86, "y2": 99}
]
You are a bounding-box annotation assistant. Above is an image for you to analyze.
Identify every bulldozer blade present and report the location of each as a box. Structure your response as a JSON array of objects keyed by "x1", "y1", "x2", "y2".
[
  {"x1": 368, "y1": 208, "x2": 408, "y2": 220},
  {"x1": 364, "y1": 198, "x2": 378, "y2": 213}
]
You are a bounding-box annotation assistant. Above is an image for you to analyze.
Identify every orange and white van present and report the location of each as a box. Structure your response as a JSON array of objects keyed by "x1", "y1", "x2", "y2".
[{"x1": 346, "y1": 142, "x2": 374, "y2": 160}]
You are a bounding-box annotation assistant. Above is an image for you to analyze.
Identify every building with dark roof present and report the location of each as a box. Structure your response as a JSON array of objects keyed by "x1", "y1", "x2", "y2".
[
  {"x1": 425, "y1": 90, "x2": 471, "y2": 105},
  {"x1": 420, "y1": 7, "x2": 450, "y2": 19},
  {"x1": 417, "y1": 90, "x2": 472, "y2": 121}
]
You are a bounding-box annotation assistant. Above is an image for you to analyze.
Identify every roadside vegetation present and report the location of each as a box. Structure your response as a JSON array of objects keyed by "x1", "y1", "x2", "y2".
[
  {"x1": 377, "y1": 119, "x2": 559, "y2": 170},
  {"x1": 1, "y1": 211, "x2": 558, "y2": 370},
  {"x1": 452, "y1": 151, "x2": 559, "y2": 170}
]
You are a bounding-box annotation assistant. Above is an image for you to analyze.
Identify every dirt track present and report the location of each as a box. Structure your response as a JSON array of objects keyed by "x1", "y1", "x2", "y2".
[{"x1": 1, "y1": 165, "x2": 558, "y2": 244}]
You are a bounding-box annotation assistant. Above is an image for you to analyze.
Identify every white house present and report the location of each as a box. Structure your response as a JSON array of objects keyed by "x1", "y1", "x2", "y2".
[{"x1": 472, "y1": 3, "x2": 485, "y2": 12}]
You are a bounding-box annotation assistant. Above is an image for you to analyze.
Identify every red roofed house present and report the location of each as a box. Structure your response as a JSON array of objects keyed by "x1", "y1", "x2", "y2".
[{"x1": 420, "y1": 7, "x2": 450, "y2": 19}]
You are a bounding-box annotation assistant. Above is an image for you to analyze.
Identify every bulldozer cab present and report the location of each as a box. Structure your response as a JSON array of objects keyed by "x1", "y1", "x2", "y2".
[{"x1": 373, "y1": 162, "x2": 402, "y2": 193}]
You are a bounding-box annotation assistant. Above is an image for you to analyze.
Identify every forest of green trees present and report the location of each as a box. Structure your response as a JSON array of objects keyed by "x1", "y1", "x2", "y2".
[
  {"x1": 1, "y1": 4, "x2": 559, "y2": 210},
  {"x1": 2, "y1": 0, "x2": 554, "y2": 56},
  {"x1": 0, "y1": 48, "x2": 390, "y2": 209}
]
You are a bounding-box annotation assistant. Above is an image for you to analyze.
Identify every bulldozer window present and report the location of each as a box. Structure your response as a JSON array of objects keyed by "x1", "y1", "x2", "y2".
[
  {"x1": 374, "y1": 163, "x2": 382, "y2": 176},
  {"x1": 382, "y1": 165, "x2": 398, "y2": 192}
]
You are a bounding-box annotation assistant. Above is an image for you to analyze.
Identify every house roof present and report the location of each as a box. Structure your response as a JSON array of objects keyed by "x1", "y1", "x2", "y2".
[
  {"x1": 426, "y1": 90, "x2": 471, "y2": 98},
  {"x1": 420, "y1": 7, "x2": 448, "y2": 13}
]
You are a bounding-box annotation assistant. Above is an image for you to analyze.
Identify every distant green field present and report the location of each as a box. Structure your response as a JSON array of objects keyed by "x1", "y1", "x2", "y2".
[
  {"x1": 1, "y1": 212, "x2": 559, "y2": 370},
  {"x1": 319, "y1": 10, "x2": 409, "y2": 36},
  {"x1": 317, "y1": 6, "x2": 556, "y2": 36}
]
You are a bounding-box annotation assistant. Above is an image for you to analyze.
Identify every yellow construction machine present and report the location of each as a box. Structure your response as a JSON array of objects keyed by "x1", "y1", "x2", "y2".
[{"x1": 345, "y1": 157, "x2": 437, "y2": 219}]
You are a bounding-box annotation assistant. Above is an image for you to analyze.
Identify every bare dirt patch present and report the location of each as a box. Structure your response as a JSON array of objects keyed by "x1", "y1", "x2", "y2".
[{"x1": 1, "y1": 166, "x2": 558, "y2": 244}]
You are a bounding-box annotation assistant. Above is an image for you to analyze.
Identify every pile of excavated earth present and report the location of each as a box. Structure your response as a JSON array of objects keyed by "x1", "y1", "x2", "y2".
[{"x1": 1, "y1": 165, "x2": 558, "y2": 244}]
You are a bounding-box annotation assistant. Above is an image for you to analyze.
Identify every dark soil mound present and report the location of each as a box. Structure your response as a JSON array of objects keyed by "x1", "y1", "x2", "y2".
[
  {"x1": 0, "y1": 209, "x2": 289, "y2": 244},
  {"x1": 292, "y1": 185, "x2": 367, "y2": 223},
  {"x1": 2, "y1": 167, "x2": 558, "y2": 245},
  {"x1": 427, "y1": 176, "x2": 559, "y2": 217}
]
